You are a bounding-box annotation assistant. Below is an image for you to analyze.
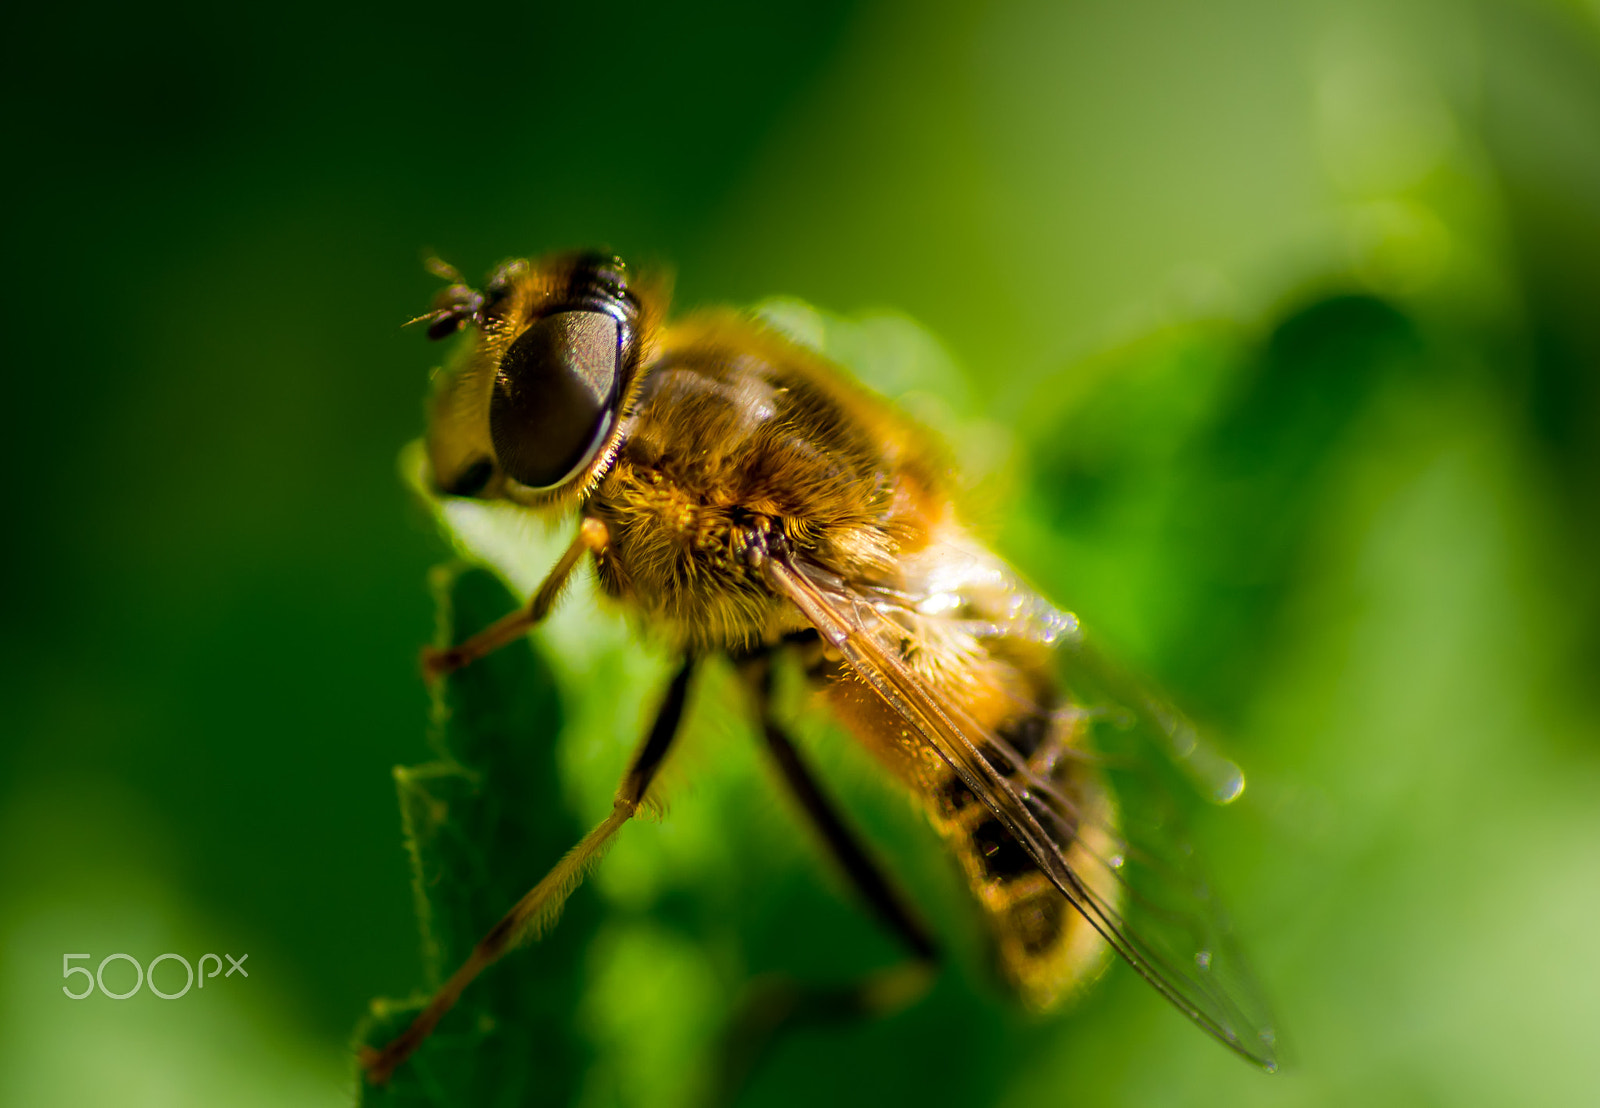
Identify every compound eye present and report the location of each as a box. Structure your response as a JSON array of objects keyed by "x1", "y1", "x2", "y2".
[{"x1": 489, "y1": 310, "x2": 621, "y2": 490}]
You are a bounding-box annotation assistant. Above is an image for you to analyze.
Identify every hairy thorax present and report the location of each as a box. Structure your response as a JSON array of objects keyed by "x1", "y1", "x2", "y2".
[{"x1": 583, "y1": 315, "x2": 948, "y2": 654}]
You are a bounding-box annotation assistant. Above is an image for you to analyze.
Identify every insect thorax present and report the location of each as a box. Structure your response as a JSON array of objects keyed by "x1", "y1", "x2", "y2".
[{"x1": 584, "y1": 314, "x2": 946, "y2": 654}]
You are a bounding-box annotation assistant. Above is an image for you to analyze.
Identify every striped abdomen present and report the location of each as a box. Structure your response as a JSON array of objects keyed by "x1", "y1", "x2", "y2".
[
  {"x1": 926, "y1": 686, "x2": 1117, "y2": 1010},
  {"x1": 818, "y1": 639, "x2": 1119, "y2": 1011}
]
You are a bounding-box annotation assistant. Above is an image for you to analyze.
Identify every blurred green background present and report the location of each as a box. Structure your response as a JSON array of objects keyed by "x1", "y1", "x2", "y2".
[{"x1": 4, "y1": 0, "x2": 1599, "y2": 1104}]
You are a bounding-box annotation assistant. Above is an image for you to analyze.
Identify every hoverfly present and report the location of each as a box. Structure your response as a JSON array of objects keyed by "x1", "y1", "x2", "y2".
[{"x1": 361, "y1": 250, "x2": 1278, "y2": 1084}]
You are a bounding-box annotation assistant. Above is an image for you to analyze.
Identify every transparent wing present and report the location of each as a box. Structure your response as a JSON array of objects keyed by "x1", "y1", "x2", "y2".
[
  {"x1": 1037, "y1": 637, "x2": 1279, "y2": 1068},
  {"x1": 763, "y1": 546, "x2": 1280, "y2": 1070}
]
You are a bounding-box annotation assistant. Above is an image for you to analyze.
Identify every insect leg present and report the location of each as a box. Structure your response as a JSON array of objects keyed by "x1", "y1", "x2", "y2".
[
  {"x1": 744, "y1": 654, "x2": 938, "y2": 967},
  {"x1": 361, "y1": 656, "x2": 695, "y2": 1085},
  {"x1": 715, "y1": 654, "x2": 939, "y2": 1101},
  {"x1": 422, "y1": 517, "x2": 609, "y2": 680}
]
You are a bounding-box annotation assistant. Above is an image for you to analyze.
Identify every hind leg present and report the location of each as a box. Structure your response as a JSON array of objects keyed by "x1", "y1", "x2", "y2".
[{"x1": 717, "y1": 653, "x2": 940, "y2": 1101}]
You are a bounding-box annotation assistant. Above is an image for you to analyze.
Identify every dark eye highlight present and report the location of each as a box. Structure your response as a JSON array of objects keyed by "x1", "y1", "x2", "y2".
[
  {"x1": 489, "y1": 310, "x2": 621, "y2": 489},
  {"x1": 442, "y1": 458, "x2": 494, "y2": 498}
]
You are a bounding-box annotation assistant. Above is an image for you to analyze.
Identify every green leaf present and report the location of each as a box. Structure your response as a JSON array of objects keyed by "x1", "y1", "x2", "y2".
[{"x1": 356, "y1": 565, "x2": 595, "y2": 1107}]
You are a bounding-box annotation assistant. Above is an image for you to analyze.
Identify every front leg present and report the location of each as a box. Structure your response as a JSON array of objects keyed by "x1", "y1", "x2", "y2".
[
  {"x1": 423, "y1": 517, "x2": 610, "y2": 680},
  {"x1": 361, "y1": 656, "x2": 696, "y2": 1084}
]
